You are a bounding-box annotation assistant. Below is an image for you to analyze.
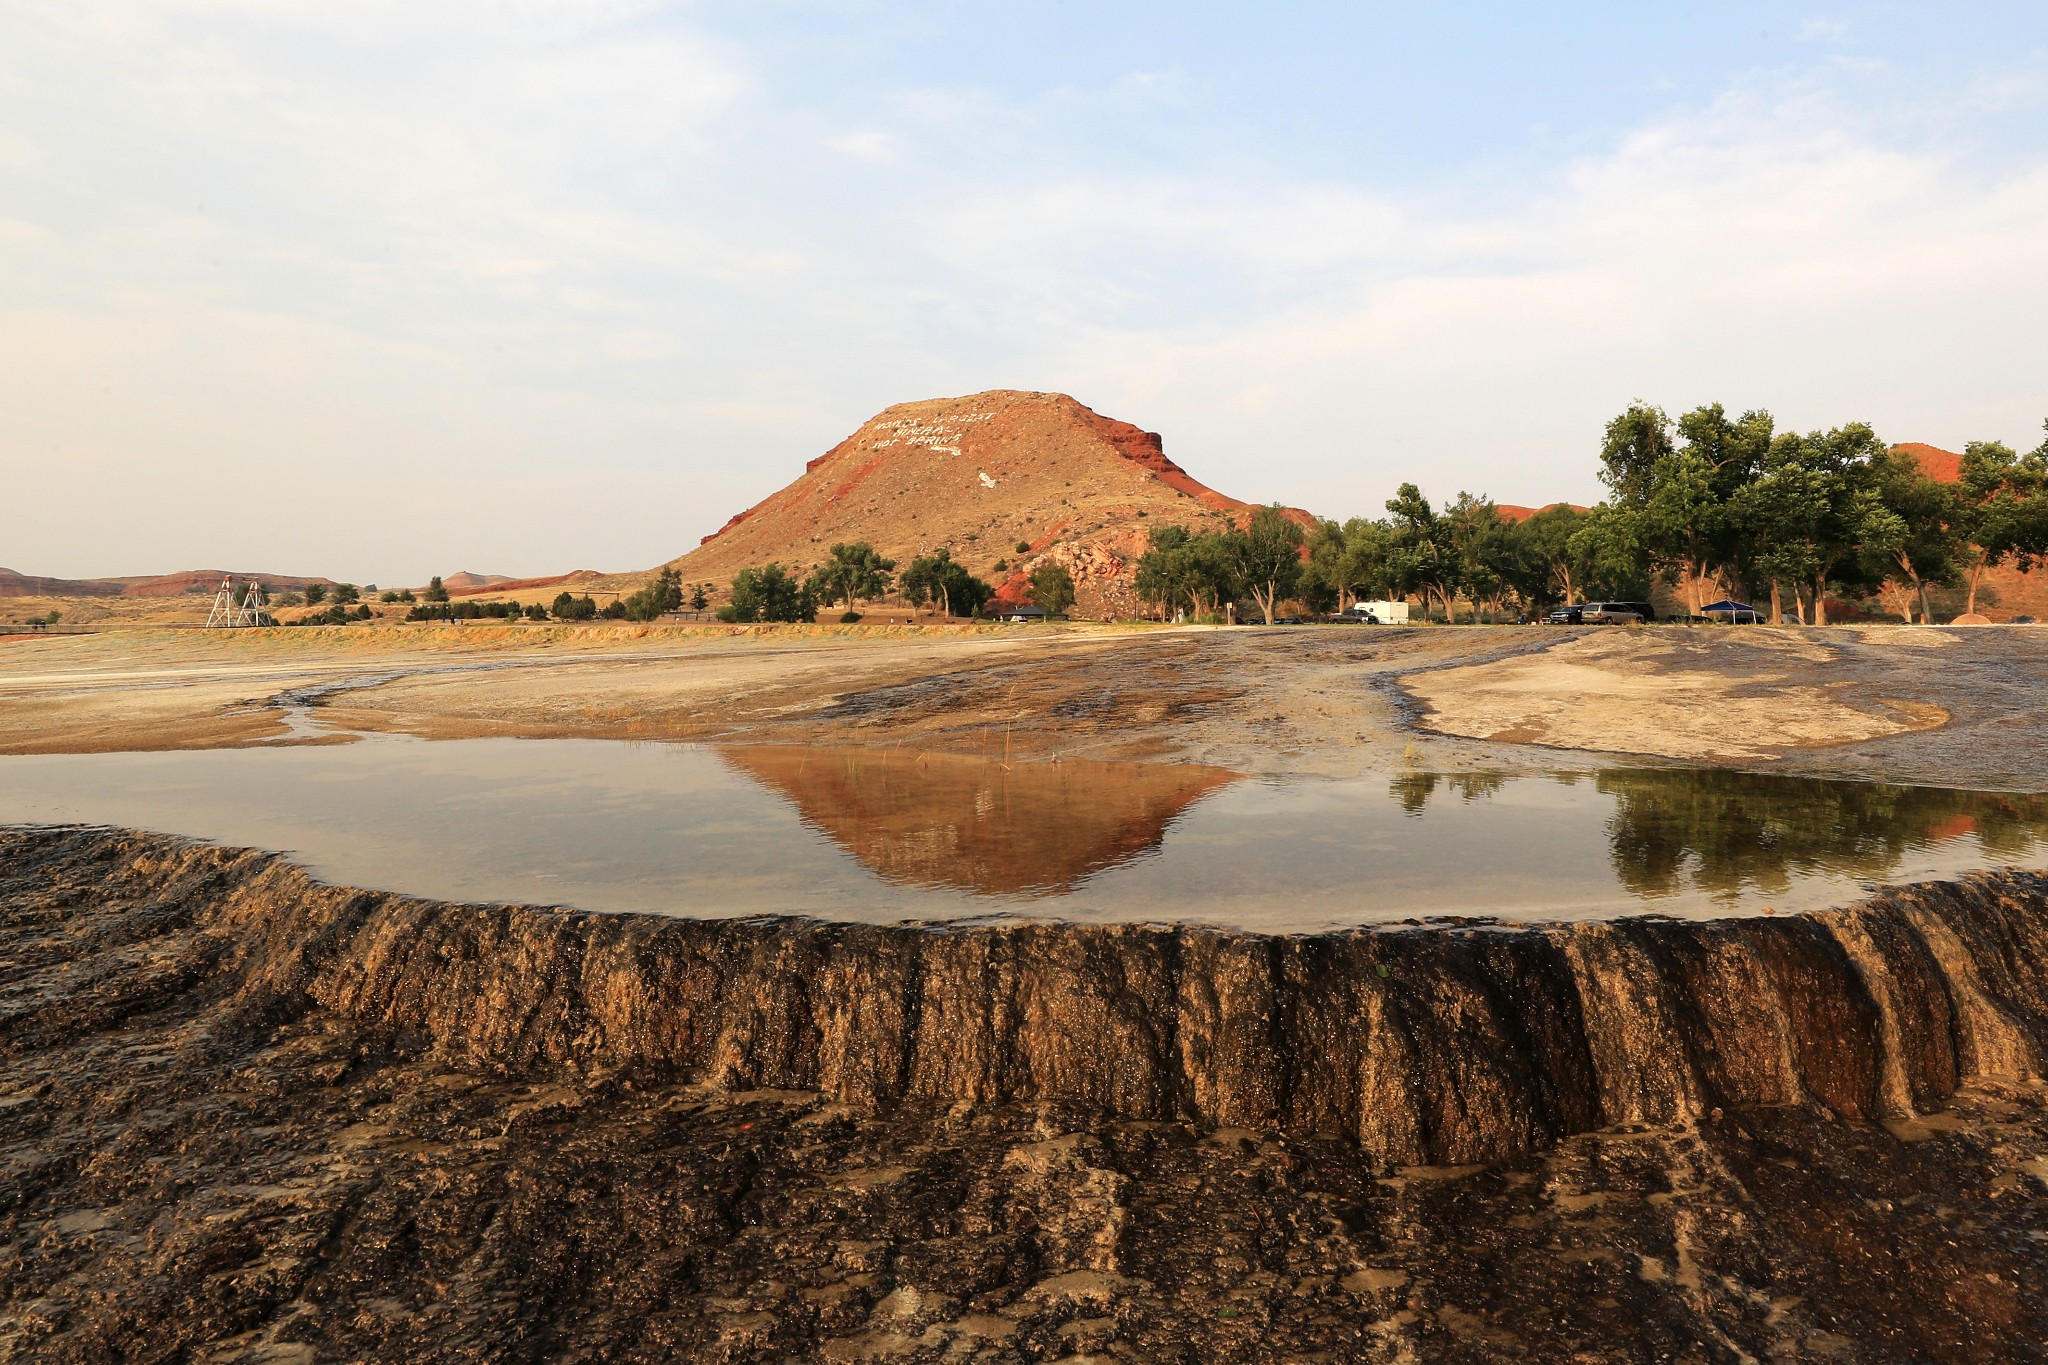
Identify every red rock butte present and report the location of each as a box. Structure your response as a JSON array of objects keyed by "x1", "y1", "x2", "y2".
[{"x1": 656, "y1": 390, "x2": 1311, "y2": 617}]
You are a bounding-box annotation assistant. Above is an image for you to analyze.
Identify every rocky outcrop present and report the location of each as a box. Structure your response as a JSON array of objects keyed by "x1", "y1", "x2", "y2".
[
  {"x1": 13, "y1": 827, "x2": 2047, "y2": 1167},
  {"x1": 7, "y1": 825, "x2": 2048, "y2": 1362}
]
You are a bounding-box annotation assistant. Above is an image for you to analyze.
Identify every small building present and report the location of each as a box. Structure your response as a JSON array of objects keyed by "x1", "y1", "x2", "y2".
[{"x1": 1001, "y1": 605, "x2": 1047, "y2": 623}]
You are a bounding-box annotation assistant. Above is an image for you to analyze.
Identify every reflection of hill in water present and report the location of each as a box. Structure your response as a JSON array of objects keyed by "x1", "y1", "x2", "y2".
[
  {"x1": 716, "y1": 746, "x2": 1239, "y2": 897},
  {"x1": 1393, "y1": 768, "x2": 2048, "y2": 903}
]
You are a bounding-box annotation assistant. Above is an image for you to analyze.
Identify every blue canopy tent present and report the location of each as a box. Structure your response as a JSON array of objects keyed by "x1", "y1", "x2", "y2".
[{"x1": 1699, "y1": 599, "x2": 1762, "y2": 624}]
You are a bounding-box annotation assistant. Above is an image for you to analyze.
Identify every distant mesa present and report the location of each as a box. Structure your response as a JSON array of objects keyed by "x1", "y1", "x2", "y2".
[
  {"x1": 653, "y1": 390, "x2": 1313, "y2": 618},
  {"x1": 438, "y1": 570, "x2": 602, "y2": 598},
  {"x1": 440, "y1": 571, "x2": 516, "y2": 592},
  {"x1": 1495, "y1": 502, "x2": 1590, "y2": 523},
  {"x1": 717, "y1": 745, "x2": 1237, "y2": 897},
  {"x1": 0, "y1": 567, "x2": 333, "y2": 600}
]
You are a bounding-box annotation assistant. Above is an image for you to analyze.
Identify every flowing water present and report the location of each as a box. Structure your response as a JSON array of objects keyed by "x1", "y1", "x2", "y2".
[{"x1": 3, "y1": 736, "x2": 2045, "y2": 929}]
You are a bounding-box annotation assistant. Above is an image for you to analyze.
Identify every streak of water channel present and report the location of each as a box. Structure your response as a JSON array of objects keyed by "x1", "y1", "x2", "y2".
[{"x1": 2, "y1": 737, "x2": 2044, "y2": 928}]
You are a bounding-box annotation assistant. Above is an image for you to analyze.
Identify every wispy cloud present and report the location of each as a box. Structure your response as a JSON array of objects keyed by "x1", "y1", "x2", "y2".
[
  {"x1": 825, "y1": 130, "x2": 902, "y2": 163},
  {"x1": 1, "y1": 4, "x2": 2044, "y2": 579}
]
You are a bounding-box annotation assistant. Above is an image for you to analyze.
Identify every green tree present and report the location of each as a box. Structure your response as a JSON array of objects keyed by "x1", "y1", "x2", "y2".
[
  {"x1": 423, "y1": 576, "x2": 449, "y2": 604},
  {"x1": 689, "y1": 583, "x2": 710, "y2": 613},
  {"x1": 1730, "y1": 424, "x2": 1892, "y2": 625},
  {"x1": 1953, "y1": 436, "x2": 2048, "y2": 617},
  {"x1": 1871, "y1": 447, "x2": 1963, "y2": 622},
  {"x1": 1385, "y1": 484, "x2": 1459, "y2": 623},
  {"x1": 1566, "y1": 505, "x2": 1653, "y2": 602},
  {"x1": 899, "y1": 548, "x2": 992, "y2": 619},
  {"x1": 303, "y1": 582, "x2": 327, "y2": 605},
  {"x1": 621, "y1": 565, "x2": 685, "y2": 622},
  {"x1": 332, "y1": 582, "x2": 361, "y2": 606},
  {"x1": 1222, "y1": 505, "x2": 1305, "y2": 625},
  {"x1": 808, "y1": 542, "x2": 896, "y2": 610},
  {"x1": 1515, "y1": 505, "x2": 1595, "y2": 605},
  {"x1": 1027, "y1": 561, "x2": 1076, "y2": 619},
  {"x1": 551, "y1": 591, "x2": 598, "y2": 620},
  {"x1": 1135, "y1": 526, "x2": 1238, "y2": 620},
  {"x1": 1304, "y1": 519, "x2": 1350, "y2": 612},
  {"x1": 1597, "y1": 402, "x2": 1774, "y2": 615},
  {"x1": 1597, "y1": 402, "x2": 1678, "y2": 506},
  {"x1": 725, "y1": 563, "x2": 816, "y2": 623},
  {"x1": 1445, "y1": 494, "x2": 1524, "y2": 622}
]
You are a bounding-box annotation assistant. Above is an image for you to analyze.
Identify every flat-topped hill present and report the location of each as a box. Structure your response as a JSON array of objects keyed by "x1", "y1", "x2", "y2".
[{"x1": 654, "y1": 390, "x2": 1303, "y2": 617}]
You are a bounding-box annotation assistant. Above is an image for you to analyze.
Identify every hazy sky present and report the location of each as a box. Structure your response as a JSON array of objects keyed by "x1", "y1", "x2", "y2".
[{"x1": 4, "y1": 2, "x2": 2046, "y2": 583}]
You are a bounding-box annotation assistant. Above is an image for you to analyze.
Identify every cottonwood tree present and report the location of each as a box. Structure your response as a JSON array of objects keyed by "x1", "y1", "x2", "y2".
[
  {"x1": 1445, "y1": 494, "x2": 1526, "y2": 622},
  {"x1": 808, "y1": 542, "x2": 895, "y2": 611},
  {"x1": 1305, "y1": 520, "x2": 1351, "y2": 613},
  {"x1": 1730, "y1": 424, "x2": 1891, "y2": 625},
  {"x1": 1134, "y1": 525, "x2": 1235, "y2": 620},
  {"x1": 1224, "y1": 505, "x2": 1305, "y2": 625},
  {"x1": 900, "y1": 549, "x2": 992, "y2": 619},
  {"x1": 1385, "y1": 484, "x2": 1460, "y2": 623},
  {"x1": 1953, "y1": 438, "x2": 2048, "y2": 617},
  {"x1": 621, "y1": 566, "x2": 684, "y2": 621},
  {"x1": 1027, "y1": 561, "x2": 1076, "y2": 619},
  {"x1": 724, "y1": 564, "x2": 815, "y2": 623},
  {"x1": 1515, "y1": 505, "x2": 1596, "y2": 606},
  {"x1": 1870, "y1": 448, "x2": 1962, "y2": 622},
  {"x1": 1597, "y1": 402, "x2": 1773, "y2": 616}
]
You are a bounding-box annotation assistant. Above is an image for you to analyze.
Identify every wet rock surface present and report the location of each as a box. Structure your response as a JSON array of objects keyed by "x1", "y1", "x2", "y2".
[{"x1": 4, "y1": 826, "x2": 2048, "y2": 1362}]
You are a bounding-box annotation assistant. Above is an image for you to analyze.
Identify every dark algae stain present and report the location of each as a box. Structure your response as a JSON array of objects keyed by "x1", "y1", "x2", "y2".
[{"x1": 4, "y1": 826, "x2": 2048, "y2": 1361}]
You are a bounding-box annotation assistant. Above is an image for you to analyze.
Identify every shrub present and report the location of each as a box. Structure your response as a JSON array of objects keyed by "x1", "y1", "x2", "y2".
[{"x1": 839, "y1": 611, "x2": 862, "y2": 624}]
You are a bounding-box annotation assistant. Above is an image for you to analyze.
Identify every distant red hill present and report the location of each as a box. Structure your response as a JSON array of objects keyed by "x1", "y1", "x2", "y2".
[
  {"x1": 444, "y1": 571, "x2": 601, "y2": 599},
  {"x1": 0, "y1": 567, "x2": 333, "y2": 599},
  {"x1": 1496, "y1": 502, "x2": 1589, "y2": 523},
  {"x1": 1895, "y1": 442, "x2": 1964, "y2": 483},
  {"x1": 650, "y1": 390, "x2": 1312, "y2": 618}
]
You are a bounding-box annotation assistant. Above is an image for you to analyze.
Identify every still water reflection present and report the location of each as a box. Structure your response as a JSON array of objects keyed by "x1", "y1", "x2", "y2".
[{"x1": 1, "y1": 737, "x2": 2042, "y2": 928}]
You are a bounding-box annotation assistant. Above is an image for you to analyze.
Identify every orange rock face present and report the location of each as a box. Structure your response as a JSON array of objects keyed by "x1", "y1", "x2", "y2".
[{"x1": 662, "y1": 390, "x2": 1304, "y2": 618}]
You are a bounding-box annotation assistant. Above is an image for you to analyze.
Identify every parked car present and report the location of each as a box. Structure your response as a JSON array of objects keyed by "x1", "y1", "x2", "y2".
[
  {"x1": 1582, "y1": 601, "x2": 1655, "y2": 624},
  {"x1": 1547, "y1": 604, "x2": 1585, "y2": 624}
]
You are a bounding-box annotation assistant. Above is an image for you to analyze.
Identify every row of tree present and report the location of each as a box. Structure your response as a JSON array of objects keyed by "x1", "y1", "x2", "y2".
[
  {"x1": 1133, "y1": 507, "x2": 1312, "y2": 625},
  {"x1": 714, "y1": 544, "x2": 1064, "y2": 623},
  {"x1": 1573, "y1": 405, "x2": 2048, "y2": 623},
  {"x1": 1133, "y1": 408, "x2": 2048, "y2": 626}
]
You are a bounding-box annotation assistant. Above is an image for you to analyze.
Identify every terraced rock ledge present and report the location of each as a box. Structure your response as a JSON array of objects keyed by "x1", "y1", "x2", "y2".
[{"x1": 5, "y1": 825, "x2": 2047, "y2": 1361}]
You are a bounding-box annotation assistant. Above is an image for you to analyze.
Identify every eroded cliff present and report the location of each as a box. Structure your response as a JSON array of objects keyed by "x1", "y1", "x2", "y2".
[{"x1": 4, "y1": 825, "x2": 2047, "y2": 1362}]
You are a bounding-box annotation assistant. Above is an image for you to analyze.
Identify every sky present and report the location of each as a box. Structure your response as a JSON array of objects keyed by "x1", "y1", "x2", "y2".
[{"x1": 3, "y1": 1, "x2": 2046, "y2": 583}]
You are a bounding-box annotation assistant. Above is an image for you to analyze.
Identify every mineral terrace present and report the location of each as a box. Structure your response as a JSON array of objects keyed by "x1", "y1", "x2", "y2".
[{"x1": 5, "y1": 622, "x2": 2048, "y2": 1363}]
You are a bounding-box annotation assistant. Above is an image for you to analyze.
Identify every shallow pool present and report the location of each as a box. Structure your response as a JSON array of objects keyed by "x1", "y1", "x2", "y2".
[{"x1": 3, "y1": 738, "x2": 2043, "y2": 928}]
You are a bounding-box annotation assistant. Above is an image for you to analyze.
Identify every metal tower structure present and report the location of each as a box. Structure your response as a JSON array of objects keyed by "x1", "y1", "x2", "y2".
[
  {"x1": 236, "y1": 579, "x2": 267, "y2": 626},
  {"x1": 205, "y1": 576, "x2": 237, "y2": 628},
  {"x1": 204, "y1": 577, "x2": 268, "y2": 627}
]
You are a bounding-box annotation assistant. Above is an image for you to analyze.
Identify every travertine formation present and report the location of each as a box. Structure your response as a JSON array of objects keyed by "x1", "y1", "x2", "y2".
[{"x1": 6, "y1": 825, "x2": 2048, "y2": 1361}]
